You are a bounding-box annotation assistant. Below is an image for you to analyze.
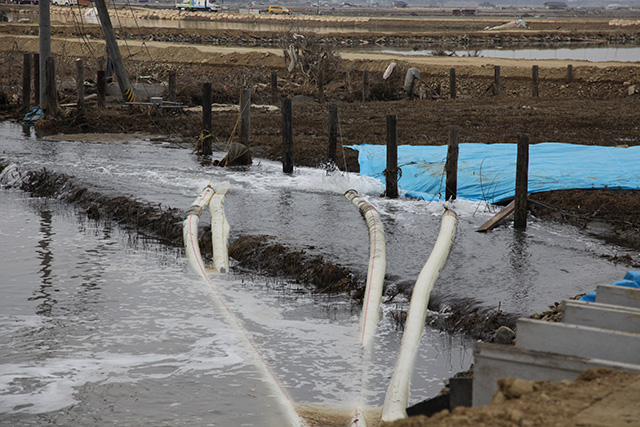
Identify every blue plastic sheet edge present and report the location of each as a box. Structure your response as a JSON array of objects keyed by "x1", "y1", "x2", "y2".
[
  {"x1": 348, "y1": 143, "x2": 640, "y2": 204},
  {"x1": 579, "y1": 271, "x2": 640, "y2": 302}
]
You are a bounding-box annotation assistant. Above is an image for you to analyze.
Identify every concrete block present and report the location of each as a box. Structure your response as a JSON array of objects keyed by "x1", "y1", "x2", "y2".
[
  {"x1": 472, "y1": 342, "x2": 640, "y2": 406},
  {"x1": 563, "y1": 299, "x2": 640, "y2": 334},
  {"x1": 596, "y1": 283, "x2": 640, "y2": 309},
  {"x1": 516, "y1": 318, "x2": 640, "y2": 365}
]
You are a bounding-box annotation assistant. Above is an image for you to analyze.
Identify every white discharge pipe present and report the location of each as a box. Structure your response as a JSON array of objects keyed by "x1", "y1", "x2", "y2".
[
  {"x1": 184, "y1": 186, "x2": 215, "y2": 278},
  {"x1": 183, "y1": 186, "x2": 306, "y2": 427},
  {"x1": 381, "y1": 209, "x2": 458, "y2": 422},
  {"x1": 209, "y1": 184, "x2": 230, "y2": 274},
  {"x1": 344, "y1": 189, "x2": 387, "y2": 350},
  {"x1": 344, "y1": 190, "x2": 388, "y2": 427}
]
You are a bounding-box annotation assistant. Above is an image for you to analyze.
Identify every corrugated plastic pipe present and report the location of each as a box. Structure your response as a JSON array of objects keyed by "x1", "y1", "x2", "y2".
[
  {"x1": 344, "y1": 189, "x2": 388, "y2": 427},
  {"x1": 183, "y1": 186, "x2": 306, "y2": 427},
  {"x1": 381, "y1": 209, "x2": 457, "y2": 423}
]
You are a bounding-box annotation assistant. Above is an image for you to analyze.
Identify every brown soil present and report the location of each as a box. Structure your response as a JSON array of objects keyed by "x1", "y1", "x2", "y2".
[{"x1": 387, "y1": 368, "x2": 640, "y2": 427}]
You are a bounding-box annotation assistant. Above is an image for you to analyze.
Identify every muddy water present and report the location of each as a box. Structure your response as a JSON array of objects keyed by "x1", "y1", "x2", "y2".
[
  {"x1": 371, "y1": 46, "x2": 640, "y2": 63},
  {"x1": 0, "y1": 124, "x2": 474, "y2": 425},
  {"x1": 0, "y1": 121, "x2": 637, "y2": 424}
]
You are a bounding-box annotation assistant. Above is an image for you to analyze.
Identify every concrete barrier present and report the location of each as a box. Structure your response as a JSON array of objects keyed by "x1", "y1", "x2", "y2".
[
  {"x1": 563, "y1": 299, "x2": 640, "y2": 334},
  {"x1": 516, "y1": 318, "x2": 640, "y2": 365},
  {"x1": 472, "y1": 342, "x2": 640, "y2": 406},
  {"x1": 596, "y1": 283, "x2": 640, "y2": 309}
]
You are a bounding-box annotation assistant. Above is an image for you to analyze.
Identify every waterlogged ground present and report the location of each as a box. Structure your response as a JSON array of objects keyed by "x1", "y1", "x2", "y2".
[
  {"x1": 1, "y1": 121, "x2": 638, "y2": 426},
  {"x1": 0, "y1": 190, "x2": 473, "y2": 426}
]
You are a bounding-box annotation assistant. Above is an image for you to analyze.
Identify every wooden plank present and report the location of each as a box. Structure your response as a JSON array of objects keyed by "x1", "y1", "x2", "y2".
[{"x1": 476, "y1": 200, "x2": 515, "y2": 232}]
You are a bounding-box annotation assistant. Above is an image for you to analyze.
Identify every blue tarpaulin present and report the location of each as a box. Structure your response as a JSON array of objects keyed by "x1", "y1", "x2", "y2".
[
  {"x1": 580, "y1": 271, "x2": 640, "y2": 302},
  {"x1": 350, "y1": 143, "x2": 640, "y2": 203}
]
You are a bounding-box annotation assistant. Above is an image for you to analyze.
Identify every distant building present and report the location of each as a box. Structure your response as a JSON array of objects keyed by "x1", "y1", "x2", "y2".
[
  {"x1": 394, "y1": 0, "x2": 408, "y2": 7},
  {"x1": 444, "y1": 0, "x2": 478, "y2": 9},
  {"x1": 544, "y1": 1, "x2": 568, "y2": 9},
  {"x1": 478, "y1": 1, "x2": 495, "y2": 9}
]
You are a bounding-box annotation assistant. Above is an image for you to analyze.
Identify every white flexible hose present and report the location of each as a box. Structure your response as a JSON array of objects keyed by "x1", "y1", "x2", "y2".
[
  {"x1": 184, "y1": 186, "x2": 215, "y2": 278},
  {"x1": 381, "y1": 209, "x2": 457, "y2": 422},
  {"x1": 344, "y1": 189, "x2": 387, "y2": 350},
  {"x1": 344, "y1": 189, "x2": 388, "y2": 427},
  {"x1": 183, "y1": 186, "x2": 306, "y2": 427},
  {"x1": 209, "y1": 184, "x2": 230, "y2": 274}
]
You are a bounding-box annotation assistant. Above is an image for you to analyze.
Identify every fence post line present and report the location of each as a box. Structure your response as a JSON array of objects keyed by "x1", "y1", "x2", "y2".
[
  {"x1": 385, "y1": 114, "x2": 399, "y2": 199},
  {"x1": 328, "y1": 103, "x2": 338, "y2": 164},
  {"x1": 514, "y1": 133, "x2": 530, "y2": 229},
  {"x1": 567, "y1": 64, "x2": 573, "y2": 84},
  {"x1": 239, "y1": 88, "x2": 251, "y2": 146},
  {"x1": 44, "y1": 55, "x2": 59, "y2": 116},
  {"x1": 22, "y1": 53, "x2": 32, "y2": 112},
  {"x1": 318, "y1": 69, "x2": 324, "y2": 103},
  {"x1": 76, "y1": 58, "x2": 84, "y2": 112},
  {"x1": 532, "y1": 65, "x2": 539, "y2": 98},
  {"x1": 449, "y1": 68, "x2": 456, "y2": 99},
  {"x1": 201, "y1": 82, "x2": 213, "y2": 156},
  {"x1": 168, "y1": 70, "x2": 177, "y2": 102},
  {"x1": 282, "y1": 98, "x2": 294, "y2": 174},
  {"x1": 33, "y1": 53, "x2": 40, "y2": 106},
  {"x1": 362, "y1": 69, "x2": 370, "y2": 102},
  {"x1": 271, "y1": 70, "x2": 278, "y2": 104},
  {"x1": 97, "y1": 70, "x2": 106, "y2": 108},
  {"x1": 445, "y1": 125, "x2": 459, "y2": 201},
  {"x1": 494, "y1": 65, "x2": 501, "y2": 96}
]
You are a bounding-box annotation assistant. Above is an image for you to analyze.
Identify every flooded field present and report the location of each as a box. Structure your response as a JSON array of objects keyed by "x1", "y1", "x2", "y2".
[{"x1": 1, "y1": 120, "x2": 638, "y2": 424}]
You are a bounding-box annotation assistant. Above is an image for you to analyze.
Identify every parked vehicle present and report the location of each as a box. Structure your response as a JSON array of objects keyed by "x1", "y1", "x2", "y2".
[
  {"x1": 268, "y1": 4, "x2": 290, "y2": 14},
  {"x1": 176, "y1": 0, "x2": 222, "y2": 12},
  {"x1": 51, "y1": 0, "x2": 78, "y2": 6}
]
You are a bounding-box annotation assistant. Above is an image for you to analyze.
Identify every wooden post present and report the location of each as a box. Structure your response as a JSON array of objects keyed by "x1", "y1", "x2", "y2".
[
  {"x1": 494, "y1": 65, "x2": 501, "y2": 96},
  {"x1": 318, "y1": 69, "x2": 324, "y2": 103},
  {"x1": 514, "y1": 134, "x2": 529, "y2": 230},
  {"x1": 328, "y1": 103, "x2": 338, "y2": 164},
  {"x1": 445, "y1": 125, "x2": 459, "y2": 201},
  {"x1": 362, "y1": 69, "x2": 370, "y2": 102},
  {"x1": 567, "y1": 64, "x2": 573, "y2": 84},
  {"x1": 97, "y1": 70, "x2": 106, "y2": 108},
  {"x1": 38, "y1": 0, "x2": 51, "y2": 108},
  {"x1": 385, "y1": 114, "x2": 399, "y2": 199},
  {"x1": 449, "y1": 68, "x2": 456, "y2": 99},
  {"x1": 201, "y1": 82, "x2": 212, "y2": 156},
  {"x1": 33, "y1": 53, "x2": 40, "y2": 105},
  {"x1": 239, "y1": 88, "x2": 251, "y2": 146},
  {"x1": 76, "y1": 58, "x2": 84, "y2": 111},
  {"x1": 271, "y1": 70, "x2": 278, "y2": 104},
  {"x1": 168, "y1": 70, "x2": 176, "y2": 102},
  {"x1": 532, "y1": 65, "x2": 539, "y2": 98},
  {"x1": 282, "y1": 98, "x2": 293, "y2": 174},
  {"x1": 22, "y1": 53, "x2": 32, "y2": 112},
  {"x1": 44, "y1": 56, "x2": 59, "y2": 116}
]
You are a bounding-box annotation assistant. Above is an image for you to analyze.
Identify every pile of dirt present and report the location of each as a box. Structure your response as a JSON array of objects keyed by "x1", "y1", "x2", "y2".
[{"x1": 386, "y1": 368, "x2": 640, "y2": 427}]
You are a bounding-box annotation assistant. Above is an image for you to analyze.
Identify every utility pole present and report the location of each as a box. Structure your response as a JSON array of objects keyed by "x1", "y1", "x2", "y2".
[
  {"x1": 94, "y1": 0, "x2": 136, "y2": 103},
  {"x1": 38, "y1": 0, "x2": 51, "y2": 108}
]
